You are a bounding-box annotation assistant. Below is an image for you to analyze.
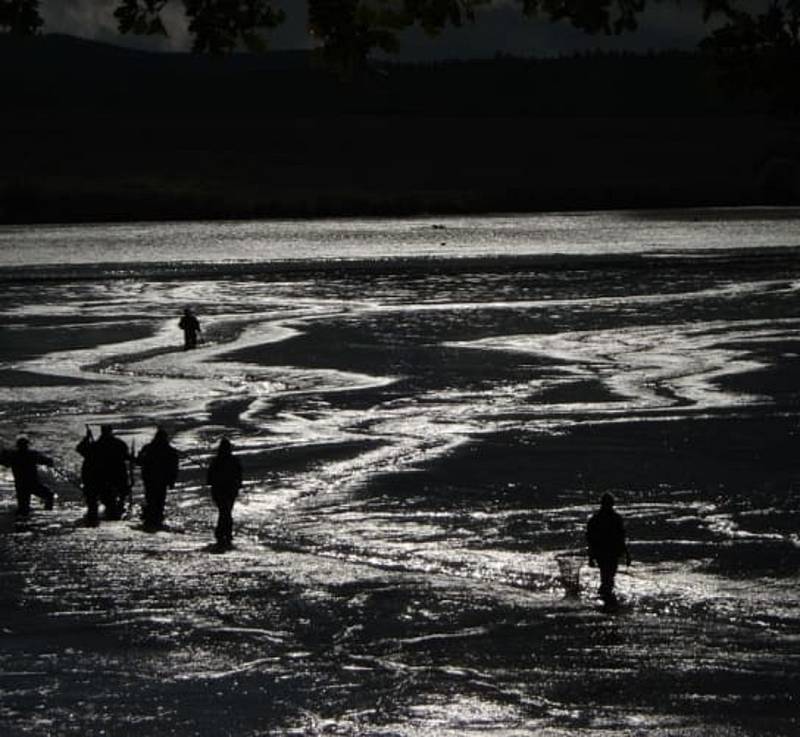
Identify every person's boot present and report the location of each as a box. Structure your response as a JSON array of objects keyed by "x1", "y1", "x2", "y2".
[{"x1": 105, "y1": 500, "x2": 123, "y2": 521}]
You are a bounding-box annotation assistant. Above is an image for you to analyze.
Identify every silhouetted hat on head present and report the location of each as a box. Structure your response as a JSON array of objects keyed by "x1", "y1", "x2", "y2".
[
  {"x1": 100, "y1": 425, "x2": 113, "y2": 437},
  {"x1": 600, "y1": 492, "x2": 615, "y2": 509},
  {"x1": 218, "y1": 437, "x2": 232, "y2": 455},
  {"x1": 16, "y1": 436, "x2": 29, "y2": 449}
]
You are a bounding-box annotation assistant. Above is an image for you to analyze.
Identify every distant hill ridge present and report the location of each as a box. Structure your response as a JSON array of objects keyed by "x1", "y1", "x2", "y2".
[
  {"x1": 3, "y1": 32, "x2": 795, "y2": 224},
  {"x1": 2, "y1": 32, "x2": 758, "y2": 116},
  {"x1": 1, "y1": 32, "x2": 314, "y2": 68}
]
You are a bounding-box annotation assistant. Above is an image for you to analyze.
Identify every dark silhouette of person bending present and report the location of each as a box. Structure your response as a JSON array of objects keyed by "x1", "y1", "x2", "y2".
[
  {"x1": 587, "y1": 492, "x2": 631, "y2": 603},
  {"x1": 206, "y1": 438, "x2": 242, "y2": 550},
  {"x1": 0, "y1": 437, "x2": 55, "y2": 515},
  {"x1": 178, "y1": 308, "x2": 202, "y2": 350},
  {"x1": 136, "y1": 427, "x2": 179, "y2": 530}
]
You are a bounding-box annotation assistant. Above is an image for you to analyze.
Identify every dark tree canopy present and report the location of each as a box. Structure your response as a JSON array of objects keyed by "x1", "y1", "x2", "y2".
[
  {"x1": 0, "y1": 0, "x2": 42, "y2": 35},
  {"x1": 2, "y1": 0, "x2": 798, "y2": 103},
  {"x1": 113, "y1": 0, "x2": 286, "y2": 53},
  {"x1": 700, "y1": 1, "x2": 800, "y2": 109},
  {"x1": 307, "y1": 1, "x2": 494, "y2": 68},
  {"x1": 2, "y1": 1, "x2": 797, "y2": 56}
]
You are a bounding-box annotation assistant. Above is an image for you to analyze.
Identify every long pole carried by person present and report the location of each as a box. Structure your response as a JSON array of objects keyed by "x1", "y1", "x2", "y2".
[{"x1": 128, "y1": 439, "x2": 136, "y2": 517}]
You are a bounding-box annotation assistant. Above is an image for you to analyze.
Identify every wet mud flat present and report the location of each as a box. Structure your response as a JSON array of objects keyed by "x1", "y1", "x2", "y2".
[
  {"x1": 2, "y1": 416, "x2": 798, "y2": 737},
  {"x1": 1, "y1": 240, "x2": 800, "y2": 735}
]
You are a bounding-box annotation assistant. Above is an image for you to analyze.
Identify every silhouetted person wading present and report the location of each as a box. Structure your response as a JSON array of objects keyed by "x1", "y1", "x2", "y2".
[
  {"x1": 76, "y1": 426, "x2": 103, "y2": 523},
  {"x1": 136, "y1": 427, "x2": 179, "y2": 529},
  {"x1": 587, "y1": 492, "x2": 630, "y2": 603},
  {"x1": 178, "y1": 308, "x2": 201, "y2": 350},
  {"x1": 206, "y1": 438, "x2": 242, "y2": 549},
  {"x1": 0, "y1": 437, "x2": 55, "y2": 515},
  {"x1": 87, "y1": 425, "x2": 131, "y2": 520}
]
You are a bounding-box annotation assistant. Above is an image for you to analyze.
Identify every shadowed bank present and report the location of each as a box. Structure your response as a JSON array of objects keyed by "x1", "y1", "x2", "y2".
[{"x1": 1, "y1": 34, "x2": 798, "y2": 224}]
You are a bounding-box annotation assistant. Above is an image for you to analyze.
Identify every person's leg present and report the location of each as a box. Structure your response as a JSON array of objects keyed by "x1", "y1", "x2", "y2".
[
  {"x1": 599, "y1": 558, "x2": 619, "y2": 599},
  {"x1": 99, "y1": 484, "x2": 113, "y2": 518},
  {"x1": 214, "y1": 507, "x2": 224, "y2": 545},
  {"x1": 142, "y1": 482, "x2": 154, "y2": 526},
  {"x1": 16, "y1": 485, "x2": 31, "y2": 515},
  {"x1": 105, "y1": 486, "x2": 124, "y2": 520},
  {"x1": 33, "y1": 482, "x2": 54, "y2": 510},
  {"x1": 153, "y1": 484, "x2": 167, "y2": 527},
  {"x1": 215, "y1": 500, "x2": 233, "y2": 547},
  {"x1": 221, "y1": 502, "x2": 233, "y2": 545},
  {"x1": 85, "y1": 487, "x2": 99, "y2": 523}
]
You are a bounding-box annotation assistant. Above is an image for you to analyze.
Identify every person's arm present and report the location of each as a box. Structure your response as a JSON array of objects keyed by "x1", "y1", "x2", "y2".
[
  {"x1": 34, "y1": 451, "x2": 55, "y2": 467},
  {"x1": 234, "y1": 458, "x2": 242, "y2": 492},
  {"x1": 619, "y1": 516, "x2": 631, "y2": 566},
  {"x1": 168, "y1": 449, "x2": 179, "y2": 488}
]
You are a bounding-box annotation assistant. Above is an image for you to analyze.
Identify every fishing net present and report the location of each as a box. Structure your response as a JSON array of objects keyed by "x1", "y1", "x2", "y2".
[{"x1": 555, "y1": 552, "x2": 584, "y2": 597}]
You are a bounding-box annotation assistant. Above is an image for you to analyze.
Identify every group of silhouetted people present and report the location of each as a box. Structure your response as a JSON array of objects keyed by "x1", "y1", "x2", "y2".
[
  {"x1": 1, "y1": 428, "x2": 242, "y2": 550},
  {"x1": 0, "y1": 308, "x2": 249, "y2": 548},
  {"x1": 75, "y1": 424, "x2": 183, "y2": 527},
  {"x1": 4, "y1": 430, "x2": 629, "y2": 590},
  {"x1": 2, "y1": 304, "x2": 631, "y2": 590},
  {"x1": 76, "y1": 425, "x2": 131, "y2": 522}
]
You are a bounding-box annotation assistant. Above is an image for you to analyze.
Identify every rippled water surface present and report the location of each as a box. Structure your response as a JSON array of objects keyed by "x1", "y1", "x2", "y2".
[{"x1": 1, "y1": 210, "x2": 799, "y2": 736}]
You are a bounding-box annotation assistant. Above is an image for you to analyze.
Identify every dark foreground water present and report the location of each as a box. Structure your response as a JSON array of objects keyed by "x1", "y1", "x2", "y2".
[{"x1": 1, "y1": 210, "x2": 799, "y2": 735}]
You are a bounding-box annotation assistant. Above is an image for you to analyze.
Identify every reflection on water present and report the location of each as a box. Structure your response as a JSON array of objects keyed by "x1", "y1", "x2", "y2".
[
  {"x1": 1, "y1": 213, "x2": 799, "y2": 735},
  {"x1": 2, "y1": 207, "x2": 800, "y2": 269}
]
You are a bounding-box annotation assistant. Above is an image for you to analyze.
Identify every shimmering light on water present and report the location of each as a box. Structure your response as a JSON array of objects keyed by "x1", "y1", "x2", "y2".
[
  {"x1": 2, "y1": 208, "x2": 800, "y2": 268},
  {"x1": 1, "y1": 210, "x2": 799, "y2": 736}
]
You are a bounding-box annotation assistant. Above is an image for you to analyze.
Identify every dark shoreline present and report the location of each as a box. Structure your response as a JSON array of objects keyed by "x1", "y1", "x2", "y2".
[
  {"x1": 4, "y1": 36, "x2": 799, "y2": 227},
  {"x1": 4, "y1": 244, "x2": 800, "y2": 286},
  {"x1": 0, "y1": 189, "x2": 790, "y2": 228},
  {"x1": 4, "y1": 170, "x2": 797, "y2": 227}
]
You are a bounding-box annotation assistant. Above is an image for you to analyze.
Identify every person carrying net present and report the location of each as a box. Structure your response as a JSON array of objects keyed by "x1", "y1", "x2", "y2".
[{"x1": 586, "y1": 492, "x2": 631, "y2": 604}]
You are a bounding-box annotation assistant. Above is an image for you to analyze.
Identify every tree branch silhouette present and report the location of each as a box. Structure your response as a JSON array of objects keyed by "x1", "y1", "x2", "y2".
[
  {"x1": 0, "y1": 0, "x2": 43, "y2": 34},
  {"x1": 700, "y1": 0, "x2": 800, "y2": 111},
  {"x1": 2, "y1": 0, "x2": 798, "y2": 107}
]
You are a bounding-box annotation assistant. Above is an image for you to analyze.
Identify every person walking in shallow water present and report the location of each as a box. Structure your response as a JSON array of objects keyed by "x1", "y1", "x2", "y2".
[
  {"x1": 178, "y1": 307, "x2": 201, "y2": 350},
  {"x1": 136, "y1": 427, "x2": 179, "y2": 529},
  {"x1": 587, "y1": 492, "x2": 631, "y2": 603},
  {"x1": 0, "y1": 437, "x2": 55, "y2": 515},
  {"x1": 89, "y1": 425, "x2": 131, "y2": 520},
  {"x1": 206, "y1": 438, "x2": 242, "y2": 550},
  {"x1": 76, "y1": 426, "x2": 102, "y2": 523}
]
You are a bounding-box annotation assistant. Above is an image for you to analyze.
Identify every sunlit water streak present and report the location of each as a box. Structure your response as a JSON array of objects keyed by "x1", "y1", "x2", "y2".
[
  {"x1": 1, "y1": 210, "x2": 799, "y2": 735},
  {"x1": 2, "y1": 209, "x2": 800, "y2": 269}
]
